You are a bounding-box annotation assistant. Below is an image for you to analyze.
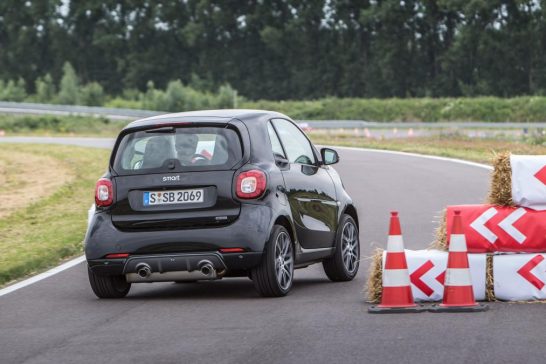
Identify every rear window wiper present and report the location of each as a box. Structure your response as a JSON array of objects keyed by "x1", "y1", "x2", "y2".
[{"x1": 146, "y1": 126, "x2": 175, "y2": 134}]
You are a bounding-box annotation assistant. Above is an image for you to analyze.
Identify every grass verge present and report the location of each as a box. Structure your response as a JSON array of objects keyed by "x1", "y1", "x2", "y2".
[
  {"x1": 243, "y1": 96, "x2": 546, "y2": 122},
  {"x1": 0, "y1": 144, "x2": 109, "y2": 287},
  {"x1": 0, "y1": 114, "x2": 125, "y2": 137},
  {"x1": 22, "y1": 94, "x2": 546, "y2": 122},
  {"x1": 308, "y1": 132, "x2": 546, "y2": 164}
]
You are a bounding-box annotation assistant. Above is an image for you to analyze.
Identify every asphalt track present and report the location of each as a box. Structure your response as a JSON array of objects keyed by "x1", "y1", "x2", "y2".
[{"x1": 1, "y1": 138, "x2": 545, "y2": 364}]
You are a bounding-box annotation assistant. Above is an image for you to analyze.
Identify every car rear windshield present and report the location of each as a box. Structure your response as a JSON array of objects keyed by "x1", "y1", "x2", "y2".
[{"x1": 113, "y1": 126, "x2": 243, "y2": 175}]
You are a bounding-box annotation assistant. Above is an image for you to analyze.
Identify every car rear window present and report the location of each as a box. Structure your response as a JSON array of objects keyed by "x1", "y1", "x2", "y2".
[{"x1": 113, "y1": 126, "x2": 242, "y2": 175}]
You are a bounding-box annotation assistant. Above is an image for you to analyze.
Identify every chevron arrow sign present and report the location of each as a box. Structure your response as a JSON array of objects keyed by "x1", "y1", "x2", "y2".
[
  {"x1": 446, "y1": 205, "x2": 546, "y2": 253},
  {"x1": 494, "y1": 254, "x2": 546, "y2": 300}
]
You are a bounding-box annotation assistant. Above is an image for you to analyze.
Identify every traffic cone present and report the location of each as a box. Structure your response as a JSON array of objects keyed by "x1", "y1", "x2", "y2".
[
  {"x1": 369, "y1": 212, "x2": 425, "y2": 313},
  {"x1": 430, "y1": 210, "x2": 489, "y2": 312}
]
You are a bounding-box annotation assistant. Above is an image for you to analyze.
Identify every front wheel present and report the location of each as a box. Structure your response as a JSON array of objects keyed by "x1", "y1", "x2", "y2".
[
  {"x1": 88, "y1": 266, "x2": 131, "y2": 298},
  {"x1": 251, "y1": 225, "x2": 294, "y2": 297},
  {"x1": 323, "y1": 214, "x2": 360, "y2": 281}
]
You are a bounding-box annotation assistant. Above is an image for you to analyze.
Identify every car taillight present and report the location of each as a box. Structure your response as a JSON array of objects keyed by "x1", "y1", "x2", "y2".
[
  {"x1": 219, "y1": 248, "x2": 245, "y2": 253},
  {"x1": 105, "y1": 253, "x2": 129, "y2": 259},
  {"x1": 236, "y1": 170, "x2": 267, "y2": 199},
  {"x1": 95, "y1": 178, "x2": 114, "y2": 207}
]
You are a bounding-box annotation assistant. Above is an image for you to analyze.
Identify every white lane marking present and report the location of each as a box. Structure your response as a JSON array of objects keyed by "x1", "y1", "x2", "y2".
[
  {"x1": 498, "y1": 207, "x2": 527, "y2": 244},
  {"x1": 0, "y1": 143, "x2": 492, "y2": 297},
  {"x1": 469, "y1": 207, "x2": 499, "y2": 244},
  {"x1": 329, "y1": 146, "x2": 493, "y2": 171},
  {"x1": 0, "y1": 256, "x2": 85, "y2": 297}
]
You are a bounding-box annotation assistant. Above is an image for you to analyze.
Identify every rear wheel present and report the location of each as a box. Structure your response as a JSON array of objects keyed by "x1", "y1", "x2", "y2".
[
  {"x1": 323, "y1": 214, "x2": 360, "y2": 281},
  {"x1": 251, "y1": 225, "x2": 294, "y2": 297},
  {"x1": 88, "y1": 266, "x2": 131, "y2": 298}
]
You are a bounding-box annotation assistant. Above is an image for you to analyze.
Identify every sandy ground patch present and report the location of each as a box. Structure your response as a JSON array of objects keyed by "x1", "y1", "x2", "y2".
[{"x1": 0, "y1": 148, "x2": 74, "y2": 218}]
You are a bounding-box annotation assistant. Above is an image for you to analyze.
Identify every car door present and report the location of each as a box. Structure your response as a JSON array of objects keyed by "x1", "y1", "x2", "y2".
[{"x1": 269, "y1": 118, "x2": 338, "y2": 249}]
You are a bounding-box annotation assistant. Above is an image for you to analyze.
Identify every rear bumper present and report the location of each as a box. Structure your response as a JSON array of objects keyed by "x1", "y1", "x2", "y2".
[
  {"x1": 88, "y1": 251, "x2": 262, "y2": 276},
  {"x1": 84, "y1": 203, "x2": 272, "y2": 270}
]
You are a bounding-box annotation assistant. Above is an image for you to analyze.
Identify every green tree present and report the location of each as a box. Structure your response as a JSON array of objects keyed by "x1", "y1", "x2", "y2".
[
  {"x1": 0, "y1": 78, "x2": 27, "y2": 101},
  {"x1": 3, "y1": 1, "x2": 546, "y2": 100},
  {"x1": 0, "y1": 1, "x2": 61, "y2": 92},
  {"x1": 35, "y1": 74, "x2": 56, "y2": 103},
  {"x1": 80, "y1": 82, "x2": 105, "y2": 106},
  {"x1": 216, "y1": 84, "x2": 237, "y2": 108},
  {"x1": 141, "y1": 81, "x2": 168, "y2": 111},
  {"x1": 58, "y1": 62, "x2": 79, "y2": 105}
]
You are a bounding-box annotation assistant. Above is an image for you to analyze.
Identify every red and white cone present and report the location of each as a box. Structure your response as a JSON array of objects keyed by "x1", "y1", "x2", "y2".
[
  {"x1": 430, "y1": 210, "x2": 488, "y2": 312},
  {"x1": 369, "y1": 212, "x2": 425, "y2": 313}
]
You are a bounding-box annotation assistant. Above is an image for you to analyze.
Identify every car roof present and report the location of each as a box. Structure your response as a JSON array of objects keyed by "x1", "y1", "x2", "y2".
[{"x1": 124, "y1": 109, "x2": 290, "y2": 130}]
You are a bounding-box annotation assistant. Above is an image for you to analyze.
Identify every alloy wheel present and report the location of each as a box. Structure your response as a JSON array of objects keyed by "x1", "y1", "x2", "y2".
[
  {"x1": 274, "y1": 232, "x2": 293, "y2": 290},
  {"x1": 341, "y1": 221, "x2": 359, "y2": 274}
]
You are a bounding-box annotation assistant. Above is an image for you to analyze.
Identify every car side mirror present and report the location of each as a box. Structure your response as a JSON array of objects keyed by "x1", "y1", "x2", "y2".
[{"x1": 320, "y1": 148, "x2": 339, "y2": 165}]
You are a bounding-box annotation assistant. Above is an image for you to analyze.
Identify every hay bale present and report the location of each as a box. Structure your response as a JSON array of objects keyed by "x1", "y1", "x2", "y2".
[
  {"x1": 365, "y1": 248, "x2": 383, "y2": 303},
  {"x1": 429, "y1": 209, "x2": 448, "y2": 251},
  {"x1": 486, "y1": 152, "x2": 514, "y2": 207},
  {"x1": 485, "y1": 254, "x2": 495, "y2": 301}
]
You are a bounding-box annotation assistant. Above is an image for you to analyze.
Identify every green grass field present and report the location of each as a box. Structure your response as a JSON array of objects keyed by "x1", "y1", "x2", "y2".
[
  {"x1": 309, "y1": 132, "x2": 546, "y2": 164},
  {"x1": 0, "y1": 114, "x2": 125, "y2": 137},
  {"x1": 244, "y1": 97, "x2": 546, "y2": 122},
  {"x1": 0, "y1": 144, "x2": 109, "y2": 287}
]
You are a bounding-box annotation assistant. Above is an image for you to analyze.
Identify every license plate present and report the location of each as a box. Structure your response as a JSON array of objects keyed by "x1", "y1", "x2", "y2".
[{"x1": 143, "y1": 189, "x2": 204, "y2": 206}]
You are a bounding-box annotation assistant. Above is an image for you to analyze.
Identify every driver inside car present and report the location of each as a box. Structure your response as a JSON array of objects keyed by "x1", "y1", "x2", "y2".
[{"x1": 175, "y1": 133, "x2": 199, "y2": 165}]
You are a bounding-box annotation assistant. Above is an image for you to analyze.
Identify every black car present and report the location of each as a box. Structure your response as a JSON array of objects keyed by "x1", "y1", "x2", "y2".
[{"x1": 85, "y1": 109, "x2": 359, "y2": 298}]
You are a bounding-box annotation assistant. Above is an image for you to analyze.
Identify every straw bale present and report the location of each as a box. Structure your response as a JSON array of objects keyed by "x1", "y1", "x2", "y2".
[
  {"x1": 485, "y1": 254, "x2": 495, "y2": 301},
  {"x1": 486, "y1": 152, "x2": 514, "y2": 207},
  {"x1": 429, "y1": 209, "x2": 448, "y2": 251},
  {"x1": 365, "y1": 248, "x2": 383, "y2": 303}
]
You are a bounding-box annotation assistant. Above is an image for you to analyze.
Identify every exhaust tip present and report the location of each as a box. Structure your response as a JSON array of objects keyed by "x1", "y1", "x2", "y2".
[
  {"x1": 136, "y1": 263, "x2": 152, "y2": 278},
  {"x1": 201, "y1": 265, "x2": 212, "y2": 276},
  {"x1": 198, "y1": 260, "x2": 215, "y2": 276}
]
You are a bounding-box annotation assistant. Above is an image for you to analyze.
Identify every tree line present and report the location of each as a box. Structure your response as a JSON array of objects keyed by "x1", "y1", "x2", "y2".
[
  {"x1": 0, "y1": 61, "x2": 238, "y2": 112},
  {"x1": 1, "y1": 0, "x2": 545, "y2": 101}
]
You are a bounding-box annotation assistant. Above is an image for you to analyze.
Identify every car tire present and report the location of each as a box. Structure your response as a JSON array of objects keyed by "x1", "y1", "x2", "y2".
[
  {"x1": 251, "y1": 225, "x2": 294, "y2": 297},
  {"x1": 323, "y1": 214, "x2": 360, "y2": 282},
  {"x1": 88, "y1": 266, "x2": 131, "y2": 298}
]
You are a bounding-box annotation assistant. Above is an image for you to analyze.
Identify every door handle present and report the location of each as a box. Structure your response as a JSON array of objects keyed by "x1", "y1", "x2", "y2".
[{"x1": 312, "y1": 199, "x2": 338, "y2": 206}]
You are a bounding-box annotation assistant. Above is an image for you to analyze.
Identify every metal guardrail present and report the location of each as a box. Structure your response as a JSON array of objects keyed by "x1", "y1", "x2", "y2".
[
  {"x1": 297, "y1": 120, "x2": 546, "y2": 129},
  {"x1": 1, "y1": 101, "x2": 546, "y2": 129},
  {"x1": 0, "y1": 101, "x2": 162, "y2": 121}
]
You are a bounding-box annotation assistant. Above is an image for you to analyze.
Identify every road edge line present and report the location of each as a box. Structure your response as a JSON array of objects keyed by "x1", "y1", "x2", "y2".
[
  {"x1": 329, "y1": 146, "x2": 493, "y2": 171},
  {"x1": 0, "y1": 255, "x2": 85, "y2": 297}
]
